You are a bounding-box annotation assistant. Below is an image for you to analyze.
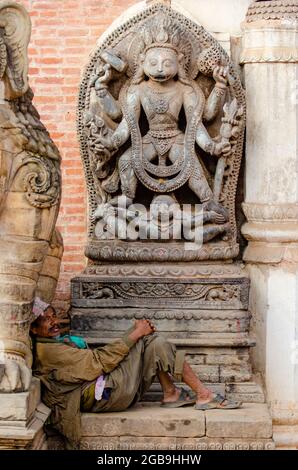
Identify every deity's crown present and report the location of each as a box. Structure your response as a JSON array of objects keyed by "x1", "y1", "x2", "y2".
[{"x1": 141, "y1": 15, "x2": 182, "y2": 55}]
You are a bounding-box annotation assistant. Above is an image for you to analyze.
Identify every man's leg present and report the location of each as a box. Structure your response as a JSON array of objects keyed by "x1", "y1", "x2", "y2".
[{"x1": 142, "y1": 335, "x2": 216, "y2": 405}]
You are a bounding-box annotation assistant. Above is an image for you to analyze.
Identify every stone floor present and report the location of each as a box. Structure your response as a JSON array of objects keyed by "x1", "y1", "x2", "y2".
[{"x1": 48, "y1": 402, "x2": 275, "y2": 450}]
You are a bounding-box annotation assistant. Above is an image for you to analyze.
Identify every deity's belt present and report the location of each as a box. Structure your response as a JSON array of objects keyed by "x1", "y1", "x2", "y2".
[
  {"x1": 148, "y1": 129, "x2": 182, "y2": 139},
  {"x1": 146, "y1": 129, "x2": 183, "y2": 159}
]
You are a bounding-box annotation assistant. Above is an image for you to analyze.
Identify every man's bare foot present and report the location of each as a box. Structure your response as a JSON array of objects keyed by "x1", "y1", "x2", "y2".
[
  {"x1": 162, "y1": 387, "x2": 195, "y2": 404},
  {"x1": 196, "y1": 389, "x2": 214, "y2": 405},
  {"x1": 195, "y1": 391, "x2": 242, "y2": 409},
  {"x1": 162, "y1": 387, "x2": 180, "y2": 404}
]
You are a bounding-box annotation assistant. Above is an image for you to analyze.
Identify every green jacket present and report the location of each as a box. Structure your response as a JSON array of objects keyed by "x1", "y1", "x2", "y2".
[{"x1": 33, "y1": 335, "x2": 136, "y2": 446}]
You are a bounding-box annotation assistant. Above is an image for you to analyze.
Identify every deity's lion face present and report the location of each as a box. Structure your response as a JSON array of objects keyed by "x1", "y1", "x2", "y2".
[{"x1": 143, "y1": 47, "x2": 179, "y2": 82}]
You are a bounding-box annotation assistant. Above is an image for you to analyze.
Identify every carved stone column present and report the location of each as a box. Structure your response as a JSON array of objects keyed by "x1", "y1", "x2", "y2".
[
  {"x1": 241, "y1": 0, "x2": 298, "y2": 447},
  {"x1": 0, "y1": 1, "x2": 62, "y2": 449}
]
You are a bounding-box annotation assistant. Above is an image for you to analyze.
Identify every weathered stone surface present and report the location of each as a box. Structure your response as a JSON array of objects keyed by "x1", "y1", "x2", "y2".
[
  {"x1": 81, "y1": 403, "x2": 205, "y2": 438},
  {"x1": 206, "y1": 353, "x2": 250, "y2": 366},
  {"x1": 206, "y1": 404, "x2": 272, "y2": 438},
  {"x1": 0, "y1": 378, "x2": 40, "y2": 423},
  {"x1": 225, "y1": 381, "x2": 265, "y2": 403},
  {"x1": 220, "y1": 365, "x2": 252, "y2": 382}
]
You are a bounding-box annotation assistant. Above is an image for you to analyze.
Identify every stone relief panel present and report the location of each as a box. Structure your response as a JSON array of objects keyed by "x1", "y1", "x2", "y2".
[{"x1": 78, "y1": 2, "x2": 246, "y2": 262}]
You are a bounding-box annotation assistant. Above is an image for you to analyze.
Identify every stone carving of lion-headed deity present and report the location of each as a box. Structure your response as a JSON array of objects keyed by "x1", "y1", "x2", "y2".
[{"x1": 79, "y1": 3, "x2": 245, "y2": 262}]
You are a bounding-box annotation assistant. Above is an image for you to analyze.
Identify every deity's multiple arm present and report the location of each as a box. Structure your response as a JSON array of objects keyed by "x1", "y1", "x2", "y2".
[
  {"x1": 183, "y1": 86, "x2": 230, "y2": 158},
  {"x1": 109, "y1": 86, "x2": 141, "y2": 151},
  {"x1": 203, "y1": 66, "x2": 228, "y2": 123}
]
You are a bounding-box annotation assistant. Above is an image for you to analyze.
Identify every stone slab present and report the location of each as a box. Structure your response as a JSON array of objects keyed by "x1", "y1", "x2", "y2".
[
  {"x1": 206, "y1": 403, "x2": 272, "y2": 438},
  {"x1": 81, "y1": 403, "x2": 205, "y2": 438},
  {"x1": 0, "y1": 378, "x2": 40, "y2": 422}
]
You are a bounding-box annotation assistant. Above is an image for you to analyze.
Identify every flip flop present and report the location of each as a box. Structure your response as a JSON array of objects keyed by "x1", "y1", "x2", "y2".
[
  {"x1": 194, "y1": 393, "x2": 242, "y2": 410},
  {"x1": 160, "y1": 387, "x2": 196, "y2": 408}
]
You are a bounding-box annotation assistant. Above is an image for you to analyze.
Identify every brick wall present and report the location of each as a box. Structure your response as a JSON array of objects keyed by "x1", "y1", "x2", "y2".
[{"x1": 16, "y1": 0, "x2": 138, "y2": 314}]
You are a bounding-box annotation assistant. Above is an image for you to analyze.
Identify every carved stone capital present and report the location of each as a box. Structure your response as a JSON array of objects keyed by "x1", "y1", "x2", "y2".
[
  {"x1": 242, "y1": 203, "x2": 298, "y2": 263},
  {"x1": 242, "y1": 207, "x2": 298, "y2": 243},
  {"x1": 146, "y1": 0, "x2": 171, "y2": 5},
  {"x1": 240, "y1": 21, "x2": 298, "y2": 64}
]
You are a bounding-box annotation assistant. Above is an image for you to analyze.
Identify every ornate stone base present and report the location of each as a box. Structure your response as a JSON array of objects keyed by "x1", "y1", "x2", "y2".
[
  {"x1": 0, "y1": 378, "x2": 50, "y2": 450},
  {"x1": 70, "y1": 263, "x2": 254, "y2": 383}
]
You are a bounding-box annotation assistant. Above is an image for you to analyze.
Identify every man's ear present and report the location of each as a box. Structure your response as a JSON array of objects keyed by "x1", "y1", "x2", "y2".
[
  {"x1": 30, "y1": 325, "x2": 38, "y2": 336},
  {"x1": 140, "y1": 53, "x2": 145, "y2": 64}
]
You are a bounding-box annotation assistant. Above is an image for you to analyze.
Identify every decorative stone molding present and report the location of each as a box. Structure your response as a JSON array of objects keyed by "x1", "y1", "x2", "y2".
[
  {"x1": 85, "y1": 263, "x2": 245, "y2": 278},
  {"x1": 86, "y1": 240, "x2": 239, "y2": 262},
  {"x1": 246, "y1": 1, "x2": 298, "y2": 23},
  {"x1": 240, "y1": 22, "x2": 298, "y2": 64},
  {"x1": 242, "y1": 203, "x2": 298, "y2": 222}
]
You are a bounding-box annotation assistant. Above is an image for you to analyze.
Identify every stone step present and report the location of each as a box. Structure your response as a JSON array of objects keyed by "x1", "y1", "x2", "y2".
[
  {"x1": 81, "y1": 334, "x2": 256, "y2": 348},
  {"x1": 74, "y1": 402, "x2": 274, "y2": 451}
]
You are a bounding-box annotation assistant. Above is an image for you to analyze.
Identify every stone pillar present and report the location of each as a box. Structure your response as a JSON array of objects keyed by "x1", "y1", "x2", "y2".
[
  {"x1": 0, "y1": 1, "x2": 62, "y2": 449},
  {"x1": 240, "y1": 0, "x2": 298, "y2": 448}
]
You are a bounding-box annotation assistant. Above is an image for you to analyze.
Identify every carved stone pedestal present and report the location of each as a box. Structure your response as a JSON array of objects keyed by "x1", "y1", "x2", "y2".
[
  {"x1": 0, "y1": 378, "x2": 50, "y2": 449},
  {"x1": 70, "y1": 263, "x2": 257, "y2": 386}
]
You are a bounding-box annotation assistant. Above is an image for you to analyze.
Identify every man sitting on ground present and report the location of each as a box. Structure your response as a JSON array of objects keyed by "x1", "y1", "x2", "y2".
[{"x1": 30, "y1": 298, "x2": 241, "y2": 448}]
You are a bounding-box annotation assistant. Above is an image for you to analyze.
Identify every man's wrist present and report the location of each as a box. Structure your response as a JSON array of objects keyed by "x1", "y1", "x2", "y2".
[{"x1": 122, "y1": 330, "x2": 140, "y2": 348}]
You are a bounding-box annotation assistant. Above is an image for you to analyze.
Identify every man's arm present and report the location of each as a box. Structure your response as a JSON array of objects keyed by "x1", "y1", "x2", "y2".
[{"x1": 52, "y1": 320, "x2": 154, "y2": 384}]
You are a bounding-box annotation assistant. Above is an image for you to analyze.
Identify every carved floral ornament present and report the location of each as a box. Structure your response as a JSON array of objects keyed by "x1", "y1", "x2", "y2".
[{"x1": 78, "y1": 3, "x2": 246, "y2": 261}]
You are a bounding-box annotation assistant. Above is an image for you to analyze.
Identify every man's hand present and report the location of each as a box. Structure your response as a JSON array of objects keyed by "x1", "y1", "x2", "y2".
[{"x1": 128, "y1": 319, "x2": 156, "y2": 343}]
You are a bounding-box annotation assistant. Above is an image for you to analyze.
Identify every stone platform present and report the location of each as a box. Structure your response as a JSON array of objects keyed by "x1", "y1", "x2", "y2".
[
  {"x1": 0, "y1": 378, "x2": 50, "y2": 450},
  {"x1": 48, "y1": 402, "x2": 274, "y2": 451}
]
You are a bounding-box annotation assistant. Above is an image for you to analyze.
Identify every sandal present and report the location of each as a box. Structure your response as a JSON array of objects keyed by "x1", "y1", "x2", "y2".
[
  {"x1": 194, "y1": 393, "x2": 242, "y2": 410},
  {"x1": 160, "y1": 387, "x2": 196, "y2": 408}
]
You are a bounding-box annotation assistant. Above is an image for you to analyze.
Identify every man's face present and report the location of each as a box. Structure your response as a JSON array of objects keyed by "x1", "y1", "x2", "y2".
[
  {"x1": 31, "y1": 307, "x2": 60, "y2": 338},
  {"x1": 143, "y1": 48, "x2": 179, "y2": 82}
]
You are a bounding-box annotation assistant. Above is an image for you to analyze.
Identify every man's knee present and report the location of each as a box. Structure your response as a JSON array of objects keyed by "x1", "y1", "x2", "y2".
[{"x1": 144, "y1": 334, "x2": 175, "y2": 356}]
